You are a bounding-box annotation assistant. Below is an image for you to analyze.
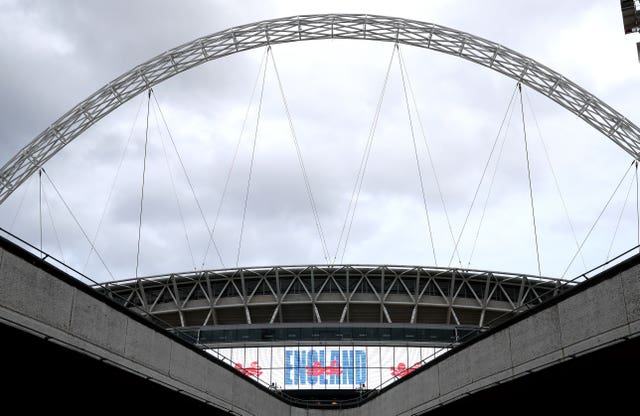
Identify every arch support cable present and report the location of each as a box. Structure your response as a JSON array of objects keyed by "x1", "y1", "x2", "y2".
[
  {"x1": 336, "y1": 45, "x2": 397, "y2": 263},
  {"x1": 605, "y1": 169, "x2": 636, "y2": 260},
  {"x1": 396, "y1": 44, "x2": 437, "y2": 266},
  {"x1": 201, "y1": 48, "x2": 270, "y2": 268},
  {"x1": 151, "y1": 90, "x2": 226, "y2": 267},
  {"x1": 636, "y1": 161, "x2": 639, "y2": 252},
  {"x1": 523, "y1": 89, "x2": 587, "y2": 271},
  {"x1": 41, "y1": 185, "x2": 65, "y2": 263},
  {"x1": 83, "y1": 95, "x2": 145, "y2": 273},
  {"x1": 41, "y1": 168, "x2": 115, "y2": 280},
  {"x1": 397, "y1": 46, "x2": 462, "y2": 266},
  {"x1": 135, "y1": 90, "x2": 152, "y2": 278},
  {"x1": 269, "y1": 47, "x2": 330, "y2": 262},
  {"x1": 151, "y1": 101, "x2": 197, "y2": 270},
  {"x1": 447, "y1": 84, "x2": 520, "y2": 267},
  {"x1": 563, "y1": 161, "x2": 636, "y2": 277},
  {"x1": 467, "y1": 96, "x2": 517, "y2": 267},
  {"x1": 518, "y1": 83, "x2": 542, "y2": 276},
  {"x1": 236, "y1": 46, "x2": 270, "y2": 267}
]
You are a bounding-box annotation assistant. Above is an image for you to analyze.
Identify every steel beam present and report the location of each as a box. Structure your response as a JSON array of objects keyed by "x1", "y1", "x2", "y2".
[{"x1": 1, "y1": 14, "x2": 639, "y2": 203}]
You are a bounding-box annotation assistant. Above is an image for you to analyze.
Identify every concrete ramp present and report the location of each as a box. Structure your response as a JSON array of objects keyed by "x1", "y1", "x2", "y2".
[
  {"x1": 0, "y1": 237, "x2": 290, "y2": 415},
  {"x1": 344, "y1": 254, "x2": 640, "y2": 416},
  {"x1": 1, "y1": 234, "x2": 638, "y2": 414}
]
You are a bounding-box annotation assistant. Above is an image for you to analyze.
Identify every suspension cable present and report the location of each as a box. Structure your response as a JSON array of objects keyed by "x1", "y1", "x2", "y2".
[
  {"x1": 39, "y1": 168, "x2": 43, "y2": 257},
  {"x1": 135, "y1": 90, "x2": 152, "y2": 278},
  {"x1": 523, "y1": 89, "x2": 587, "y2": 271},
  {"x1": 447, "y1": 84, "x2": 519, "y2": 267},
  {"x1": 41, "y1": 185, "x2": 65, "y2": 263},
  {"x1": 236, "y1": 46, "x2": 270, "y2": 267},
  {"x1": 336, "y1": 45, "x2": 397, "y2": 263},
  {"x1": 83, "y1": 95, "x2": 144, "y2": 273},
  {"x1": 562, "y1": 160, "x2": 635, "y2": 277},
  {"x1": 397, "y1": 46, "x2": 462, "y2": 266},
  {"x1": 151, "y1": 89, "x2": 225, "y2": 267},
  {"x1": 151, "y1": 101, "x2": 197, "y2": 270},
  {"x1": 202, "y1": 48, "x2": 269, "y2": 268},
  {"x1": 42, "y1": 169, "x2": 115, "y2": 280},
  {"x1": 467, "y1": 97, "x2": 517, "y2": 266},
  {"x1": 606, "y1": 170, "x2": 635, "y2": 260},
  {"x1": 8, "y1": 174, "x2": 33, "y2": 231},
  {"x1": 269, "y1": 47, "x2": 331, "y2": 262},
  {"x1": 518, "y1": 83, "x2": 542, "y2": 276},
  {"x1": 397, "y1": 44, "x2": 437, "y2": 266},
  {"x1": 636, "y1": 161, "x2": 639, "y2": 251}
]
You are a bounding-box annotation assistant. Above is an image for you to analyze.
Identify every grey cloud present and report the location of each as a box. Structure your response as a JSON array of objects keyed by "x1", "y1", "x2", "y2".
[{"x1": 1, "y1": 0, "x2": 638, "y2": 282}]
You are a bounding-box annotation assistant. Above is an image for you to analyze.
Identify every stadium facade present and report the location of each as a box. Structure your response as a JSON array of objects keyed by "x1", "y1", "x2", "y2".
[{"x1": 98, "y1": 264, "x2": 572, "y2": 392}]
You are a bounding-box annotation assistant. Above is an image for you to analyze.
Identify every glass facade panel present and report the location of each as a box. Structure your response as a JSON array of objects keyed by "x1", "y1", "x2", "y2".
[
  {"x1": 206, "y1": 345, "x2": 449, "y2": 390},
  {"x1": 184, "y1": 325, "x2": 470, "y2": 344}
]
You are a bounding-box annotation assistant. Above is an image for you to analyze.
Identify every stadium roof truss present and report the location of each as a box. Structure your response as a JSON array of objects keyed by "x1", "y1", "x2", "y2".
[
  {"x1": 1, "y1": 14, "x2": 639, "y2": 204},
  {"x1": 98, "y1": 265, "x2": 573, "y2": 329}
]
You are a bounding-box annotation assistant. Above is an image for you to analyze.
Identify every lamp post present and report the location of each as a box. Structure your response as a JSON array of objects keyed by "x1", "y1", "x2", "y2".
[{"x1": 620, "y1": 0, "x2": 640, "y2": 61}]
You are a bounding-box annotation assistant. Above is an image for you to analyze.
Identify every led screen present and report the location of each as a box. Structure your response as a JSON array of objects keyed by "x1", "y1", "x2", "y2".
[{"x1": 207, "y1": 345, "x2": 447, "y2": 390}]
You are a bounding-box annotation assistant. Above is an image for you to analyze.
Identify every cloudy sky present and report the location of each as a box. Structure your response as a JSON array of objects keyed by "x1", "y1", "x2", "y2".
[{"x1": 1, "y1": 0, "x2": 638, "y2": 283}]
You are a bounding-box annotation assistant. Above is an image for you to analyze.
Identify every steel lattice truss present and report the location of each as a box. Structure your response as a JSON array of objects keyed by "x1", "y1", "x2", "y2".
[
  {"x1": 1, "y1": 14, "x2": 639, "y2": 203},
  {"x1": 98, "y1": 264, "x2": 573, "y2": 329}
]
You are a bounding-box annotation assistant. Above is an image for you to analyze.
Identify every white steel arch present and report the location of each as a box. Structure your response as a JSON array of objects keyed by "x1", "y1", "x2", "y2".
[{"x1": 1, "y1": 13, "x2": 639, "y2": 203}]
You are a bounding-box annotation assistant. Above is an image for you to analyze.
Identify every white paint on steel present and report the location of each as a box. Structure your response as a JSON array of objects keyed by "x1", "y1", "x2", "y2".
[{"x1": 1, "y1": 14, "x2": 639, "y2": 203}]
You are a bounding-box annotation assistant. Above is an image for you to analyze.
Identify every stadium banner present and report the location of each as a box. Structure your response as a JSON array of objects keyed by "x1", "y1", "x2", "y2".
[{"x1": 206, "y1": 346, "x2": 446, "y2": 390}]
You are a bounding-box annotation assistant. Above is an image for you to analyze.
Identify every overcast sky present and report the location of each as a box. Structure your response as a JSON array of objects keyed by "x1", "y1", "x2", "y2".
[{"x1": 1, "y1": 0, "x2": 638, "y2": 283}]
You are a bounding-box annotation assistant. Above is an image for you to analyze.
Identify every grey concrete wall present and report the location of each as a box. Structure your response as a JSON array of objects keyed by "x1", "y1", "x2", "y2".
[
  {"x1": 1, "y1": 241, "x2": 638, "y2": 416},
  {"x1": 0, "y1": 245, "x2": 291, "y2": 416},
  {"x1": 305, "y1": 261, "x2": 640, "y2": 416}
]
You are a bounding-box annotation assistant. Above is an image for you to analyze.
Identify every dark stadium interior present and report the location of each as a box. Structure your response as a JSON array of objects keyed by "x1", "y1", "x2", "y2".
[
  {"x1": 426, "y1": 335, "x2": 640, "y2": 415},
  {"x1": 3, "y1": 317, "x2": 638, "y2": 413},
  {"x1": 1, "y1": 321, "x2": 232, "y2": 414}
]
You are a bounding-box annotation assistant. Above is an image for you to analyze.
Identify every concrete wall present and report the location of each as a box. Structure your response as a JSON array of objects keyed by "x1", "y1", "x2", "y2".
[
  {"x1": 0, "y1": 244, "x2": 290, "y2": 416},
  {"x1": 308, "y1": 260, "x2": 640, "y2": 416},
  {"x1": 1, "y1": 238, "x2": 638, "y2": 416}
]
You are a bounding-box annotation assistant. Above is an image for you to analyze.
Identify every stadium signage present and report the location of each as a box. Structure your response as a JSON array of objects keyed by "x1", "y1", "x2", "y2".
[
  {"x1": 207, "y1": 345, "x2": 445, "y2": 390},
  {"x1": 284, "y1": 347, "x2": 367, "y2": 386}
]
